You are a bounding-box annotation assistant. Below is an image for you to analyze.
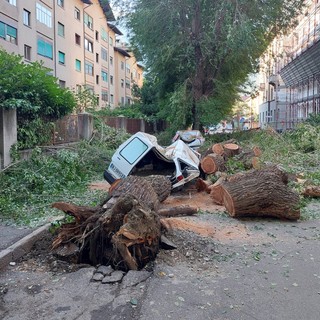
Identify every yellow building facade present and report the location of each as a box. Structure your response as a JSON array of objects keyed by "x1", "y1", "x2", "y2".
[{"x1": 0, "y1": 0, "x2": 143, "y2": 109}]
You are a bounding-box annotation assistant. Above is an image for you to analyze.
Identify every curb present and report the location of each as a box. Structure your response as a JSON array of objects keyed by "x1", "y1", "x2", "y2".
[{"x1": 0, "y1": 223, "x2": 50, "y2": 271}]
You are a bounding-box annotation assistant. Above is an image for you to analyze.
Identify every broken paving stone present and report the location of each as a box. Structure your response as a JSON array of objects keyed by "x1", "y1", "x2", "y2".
[
  {"x1": 96, "y1": 265, "x2": 114, "y2": 276},
  {"x1": 102, "y1": 270, "x2": 124, "y2": 284},
  {"x1": 92, "y1": 273, "x2": 104, "y2": 282},
  {"x1": 121, "y1": 270, "x2": 151, "y2": 288}
]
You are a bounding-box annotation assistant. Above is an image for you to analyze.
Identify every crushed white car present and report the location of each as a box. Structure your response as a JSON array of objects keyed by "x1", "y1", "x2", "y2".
[{"x1": 104, "y1": 132, "x2": 201, "y2": 190}]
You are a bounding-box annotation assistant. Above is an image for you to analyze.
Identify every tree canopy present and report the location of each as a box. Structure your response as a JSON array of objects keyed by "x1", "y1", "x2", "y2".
[
  {"x1": 0, "y1": 49, "x2": 76, "y2": 148},
  {"x1": 114, "y1": 0, "x2": 305, "y2": 130}
]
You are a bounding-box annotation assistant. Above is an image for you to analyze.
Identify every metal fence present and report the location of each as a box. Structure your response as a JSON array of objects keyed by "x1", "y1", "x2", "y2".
[{"x1": 52, "y1": 114, "x2": 167, "y2": 145}]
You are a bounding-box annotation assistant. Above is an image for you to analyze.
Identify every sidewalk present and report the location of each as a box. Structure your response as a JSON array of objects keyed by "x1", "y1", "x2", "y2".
[{"x1": 0, "y1": 224, "x2": 49, "y2": 270}]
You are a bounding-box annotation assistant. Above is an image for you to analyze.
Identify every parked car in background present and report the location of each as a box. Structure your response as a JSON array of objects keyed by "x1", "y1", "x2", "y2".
[
  {"x1": 172, "y1": 130, "x2": 205, "y2": 150},
  {"x1": 208, "y1": 123, "x2": 233, "y2": 134},
  {"x1": 104, "y1": 132, "x2": 201, "y2": 190}
]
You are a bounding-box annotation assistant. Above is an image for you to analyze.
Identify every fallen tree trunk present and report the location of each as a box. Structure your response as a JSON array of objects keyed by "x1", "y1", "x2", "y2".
[
  {"x1": 51, "y1": 175, "x2": 194, "y2": 271},
  {"x1": 218, "y1": 166, "x2": 300, "y2": 220}
]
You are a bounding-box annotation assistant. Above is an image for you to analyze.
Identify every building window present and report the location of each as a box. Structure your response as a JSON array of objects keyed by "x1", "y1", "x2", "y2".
[
  {"x1": 84, "y1": 13, "x2": 93, "y2": 30},
  {"x1": 84, "y1": 38, "x2": 93, "y2": 52},
  {"x1": 57, "y1": 0, "x2": 64, "y2": 8},
  {"x1": 101, "y1": 70, "x2": 108, "y2": 82},
  {"x1": 110, "y1": 56, "x2": 113, "y2": 66},
  {"x1": 110, "y1": 94, "x2": 114, "y2": 103},
  {"x1": 133, "y1": 68, "x2": 137, "y2": 79},
  {"x1": 23, "y1": 10, "x2": 31, "y2": 27},
  {"x1": 109, "y1": 36, "x2": 113, "y2": 46},
  {"x1": 58, "y1": 22, "x2": 64, "y2": 37},
  {"x1": 7, "y1": 0, "x2": 16, "y2": 6},
  {"x1": 121, "y1": 61, "x2": 124, "y2": 70},
  {"x1": 101, "y1": 28, "x2": 107, "y2": 42},
  {"x1": 101, "y1": 90, "x2": 108, "y2": 102},
  {"x1": 125, "y1": 79, "x2": 130, "y2": 89},
  {"x1": 58, "y1": 51, "x2": 65, "y2": 65},
  {"x1": 0, "y1": 22, "x2": 17, "y2": 44},
  {"x1": 121, "y1": 79, "x2": 124, "y2": 88},
  {"x1": 101, "y1": 47, "x2": 107, "y2": 61},
  {"x1": 59, "y1": 80, "x2": 66, "y2": 88},
  {"x1": 110, "y1": 75, "x2": 113, "y2": 85},
  {"x1": 75, "y1": 33, "x2": 81, "y2": 45},
  {"x1": 85, "y1": 61, "x2": 94, "y2": 76},
  {"x1": 96, "y1": 75, "x2": 99, "y2": 84},
  {"x1": 24, "y1": 45, "x2": 31, "y2": 60},
  {"x1": 74, "y1": 7, "x2": 80, "y2": 20},
  {"x1": 37, "y1": 38, "x2": 53, "y2": 59},
  {"x1": 75, "y1": 59, "x2": 81, "y2": 71},
  {"x1": 36, "y1": 3, "x2": 52, "y2": 28},
  {"x1": 126, "y1": 63, "x2": 130, "y2": 74},
  {"x1": 121, "y1": 97, "x2": 124, "y2": 105},
  {"x1": 96, "y1": 53, "x2": 99, "y2": 63},
  {"x1": 95, "y1": 31, "x2": 99, "y2": 41}
]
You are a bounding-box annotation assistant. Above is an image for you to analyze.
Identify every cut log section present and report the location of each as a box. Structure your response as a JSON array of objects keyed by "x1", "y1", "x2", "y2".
[
  {"x1": 218, "y1": 166, "x2": 300, "y2": 220},
  {"x1": 200, "y1": 153, "x2": 225, "y2": 174},
  {"x1": 223, "y1": 143, "x2": 240, "y2": 158},
  {"x1": 209, "y1": 177, "x2": 226, "y2": 205},
  {"x1": 212, "y1": 143, "x2": 224, "y2": 155},
  {"x1": 252, "y1": 146, "x2": 262, "y2": 157}
]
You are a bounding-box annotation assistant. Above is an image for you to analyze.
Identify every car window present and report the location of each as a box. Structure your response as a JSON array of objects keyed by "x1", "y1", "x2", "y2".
[{"x1": 120, "y1": 137, "x2": 148, "y2": 164}]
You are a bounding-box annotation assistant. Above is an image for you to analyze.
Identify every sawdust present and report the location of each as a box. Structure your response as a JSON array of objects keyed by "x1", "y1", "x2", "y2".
[{"x1": 89, "y1": 180, "x2": 253, "y2": 242}]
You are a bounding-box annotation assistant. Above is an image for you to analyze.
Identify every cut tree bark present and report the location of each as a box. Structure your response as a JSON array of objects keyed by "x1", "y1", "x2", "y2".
[
  {"x1": 200, "y1": 153, "x2": 225, "y2": 174},
  {"x1": 302, "y1": 185, "x2": 320, "y2": 198},
  {"x1": 218, "y1": 166, "x2": 300, "y2": 220}
]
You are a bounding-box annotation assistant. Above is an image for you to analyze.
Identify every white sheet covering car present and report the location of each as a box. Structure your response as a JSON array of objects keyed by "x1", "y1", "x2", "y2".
[
  {"x1": 104, "y1": 132, "x2": 201, "y2": 190},
  {"x1": 172, "y1": 130, "x2": 205, "y2": 150}
]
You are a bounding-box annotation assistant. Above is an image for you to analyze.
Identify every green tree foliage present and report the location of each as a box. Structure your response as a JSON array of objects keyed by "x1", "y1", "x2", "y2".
[
  {"x1": 73, "y1": 85, "x2": 99, "y2": 113},
  {"x1": 0, "y1": 49, "x2": 76, "y2": 149},
  {"x1": 113, "y1": 0, "x2": 304, "y2": 130}
]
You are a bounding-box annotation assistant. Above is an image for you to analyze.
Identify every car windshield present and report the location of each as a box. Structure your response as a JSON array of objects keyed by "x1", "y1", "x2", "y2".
[{"x1": 120, "y1": 137, "x2": 148, "y2": 164}]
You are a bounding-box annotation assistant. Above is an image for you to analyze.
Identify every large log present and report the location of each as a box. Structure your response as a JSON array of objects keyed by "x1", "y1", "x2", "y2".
[
  {"x1": 219, "y1": 166, "x2": 300, "y2": 220},
  {"x1": 223, "y1": 143, "x2": 240, "y2": 158},
  {"x1": 200, "y1": 153, "x2": 225, "y2": 174}
]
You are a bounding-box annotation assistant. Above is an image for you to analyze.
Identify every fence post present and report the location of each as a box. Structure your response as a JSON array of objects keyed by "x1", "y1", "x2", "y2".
[
  {"x1": 78, "y1": 113, "x2": 93, "y2": 140},
  {"x1": 0, "y1": 108, "x2": 17, "y2": 169}
]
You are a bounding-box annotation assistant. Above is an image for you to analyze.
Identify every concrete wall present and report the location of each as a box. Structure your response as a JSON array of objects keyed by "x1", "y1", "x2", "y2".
[{"x1": 0, "y1": 108, "x2": 17, "y2": 169}]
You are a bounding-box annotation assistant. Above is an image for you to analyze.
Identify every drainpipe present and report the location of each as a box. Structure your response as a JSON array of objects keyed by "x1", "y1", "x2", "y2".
[{"x1": 53, "y1": 0, "x2": 57, "y2": 77}]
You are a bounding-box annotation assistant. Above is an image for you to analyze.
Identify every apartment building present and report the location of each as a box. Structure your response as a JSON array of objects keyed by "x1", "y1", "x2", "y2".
[
  {"x1": 257, "y1": 0, "x2": 320, "y2": 131},
  {"x1": 0, "y1": 0, "x2": 143, "y2": 109}
]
